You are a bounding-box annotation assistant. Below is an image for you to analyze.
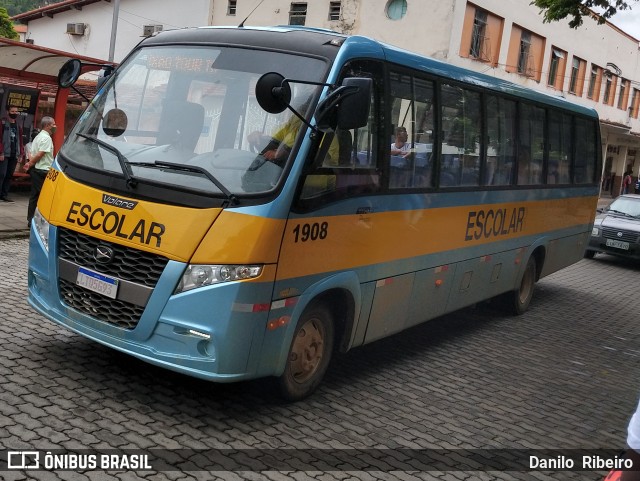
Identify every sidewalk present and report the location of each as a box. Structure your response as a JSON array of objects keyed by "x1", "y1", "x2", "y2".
[
  {"x1": 0, "y1": 188, "x2": 30, "y2": 239},
  {"x1": 0, "y1": 188, "x2": 618, "y2": 238}
]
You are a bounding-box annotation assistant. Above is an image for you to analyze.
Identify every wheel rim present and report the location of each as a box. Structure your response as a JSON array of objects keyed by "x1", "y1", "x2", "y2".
[
  {"x1": 288, "y1": 317, "x2": 325, "y2": 384},
  {"x1": 518, "y1": 262, "x2": 534, "y2": 304}
]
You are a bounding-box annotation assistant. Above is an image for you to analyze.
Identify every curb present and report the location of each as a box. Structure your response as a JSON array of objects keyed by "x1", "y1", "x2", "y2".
[{"x1": 0, "y1": 230, "x2": 30, "y2": 240}]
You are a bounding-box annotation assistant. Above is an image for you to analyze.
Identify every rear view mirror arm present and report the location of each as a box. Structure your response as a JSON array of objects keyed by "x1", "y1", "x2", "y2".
[{"x1": 255, "y1": 72, "x2": 336, "y2": 134}]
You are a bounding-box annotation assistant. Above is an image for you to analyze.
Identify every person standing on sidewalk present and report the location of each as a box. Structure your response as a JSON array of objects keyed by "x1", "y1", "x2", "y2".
[
  {"x1": 0, "y1": 105, "x2": 25, "y2": 203},
  {"x1": 24, "y1": 116, "x2": 56, "y2": 227},
  {"x1": 622, "y1": 170, "x2": 633, "y2": 195}
]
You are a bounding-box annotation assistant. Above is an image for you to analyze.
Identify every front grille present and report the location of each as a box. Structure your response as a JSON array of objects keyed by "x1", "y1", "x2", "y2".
[
  {"x1": 602, "y1": 227, "x2": 639, "y2": 244},
  {"x1": 59, "y1": 279, "x2": 143, "y2": 330},
  {"x1": 58, "y1": 228, "x2": 169, "y2": 287},
  {"x1": 57, "y1": 228, "x2": 170, "y2": 329}
]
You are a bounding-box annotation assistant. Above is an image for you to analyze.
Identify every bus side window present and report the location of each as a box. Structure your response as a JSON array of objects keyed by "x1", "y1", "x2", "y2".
[
  {"x1": 484, "y1": 95, "x2": 516, "y2": 186},
  {"x1": 574, "y1": 118, "x2": 597, "y2": 184},
  {"x1": 440, "y1": 83, "x2": 481, "y2": 188},
  {"x1": 388, "y1": 72, "x2": 435, "y2": 190},
  {"x1": 298, "y1": 60, "x2": 382, "y2": 205},
  {"x1": 517, "y1": 104, "x2": 545, "y2": 185},
  {"x1": 547, "y1": 111, "x2": 572, "y2": 185}
]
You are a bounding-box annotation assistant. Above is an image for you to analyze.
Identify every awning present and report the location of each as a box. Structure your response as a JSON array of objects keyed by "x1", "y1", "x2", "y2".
[
  {"x1": 0, "y1": 37, "x2": 113, "y2": 153},
  {"x1": 0, "y1": 36, "x2": 113, "y2": 84}
]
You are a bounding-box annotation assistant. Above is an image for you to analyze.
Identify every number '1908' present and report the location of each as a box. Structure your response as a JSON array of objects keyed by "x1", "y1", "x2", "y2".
[{"x1": 293, "y1": 222, "x2": 328, "y2": 243}]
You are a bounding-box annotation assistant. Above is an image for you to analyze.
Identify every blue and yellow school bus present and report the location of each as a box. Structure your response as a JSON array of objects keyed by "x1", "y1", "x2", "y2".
[{"x1": 28, "y1": 26, "x2": 601, "y2": 400}]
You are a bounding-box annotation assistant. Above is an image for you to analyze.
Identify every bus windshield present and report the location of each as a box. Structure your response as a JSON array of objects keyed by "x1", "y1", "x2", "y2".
[{"x1": 60, "y1": 45, "x2": 328, "y2": 198}]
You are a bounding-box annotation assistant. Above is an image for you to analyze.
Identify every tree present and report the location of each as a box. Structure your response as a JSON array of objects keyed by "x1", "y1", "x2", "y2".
[
  {"x1": 532, "y1": 0, "x2": 638, "y2": 28},
  {"x1": 0, "y1": 7, "x2": 18, "y2": 39},
  {"x1": 0, "y1": 1, "x2": 50, "y2": 17}
]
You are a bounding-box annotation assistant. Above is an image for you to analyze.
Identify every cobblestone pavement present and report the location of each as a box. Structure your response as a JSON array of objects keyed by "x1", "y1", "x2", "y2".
[{"x1": 1, "y1": 237, "x2": 639, "y2": 481}]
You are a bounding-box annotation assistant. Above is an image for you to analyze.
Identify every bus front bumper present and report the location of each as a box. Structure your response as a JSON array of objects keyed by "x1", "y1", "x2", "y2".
[{"x1": 27, "y1": 231, "x2": 279, "y2": 383}]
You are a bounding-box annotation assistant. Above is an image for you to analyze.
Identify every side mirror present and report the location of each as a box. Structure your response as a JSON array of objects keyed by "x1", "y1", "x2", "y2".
[
  {"x1": 337, "y1": 77, "x2": 371, "y2": 129},
  {"x1": 255, "y1": 72, "x2": 292, "y2": 114},
  {"x1": 97, "y1": 66, "x2": 114, "y2": 91},
  {"x1": 102, "y1": 108, "x2": 128, "y2": 137},
  {"x1": 58, "y1": 59, "x2": 82, "y2": 88},
  {"x1": 315, "y1": 77, "x2": 372, "y2": 131}
]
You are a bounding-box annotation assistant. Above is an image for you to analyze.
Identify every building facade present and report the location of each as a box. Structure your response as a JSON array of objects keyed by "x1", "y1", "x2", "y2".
[{"x1": 13, "y1": 0, "x2": 640, "y2": 193}]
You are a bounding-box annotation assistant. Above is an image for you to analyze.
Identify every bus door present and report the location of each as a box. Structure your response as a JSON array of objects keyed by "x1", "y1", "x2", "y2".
[{"x1": 274, "y1": 60, "x2": 385, "y2": 347}]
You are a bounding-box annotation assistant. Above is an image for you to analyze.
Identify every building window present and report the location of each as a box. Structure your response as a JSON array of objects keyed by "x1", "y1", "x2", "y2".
[
  {"x1": 470, "y1": 9, "x2": 488, "y2": 60},
  {"x1": 517, "y1": 30, "x2": 532, "y2": 76},
  {"x1": 567, "y1": 57, "x2": 586, "y2": 96},
  {"x1": 470, "y1": 9, "x2": 488, "y2": 58},
  {"x1": 547, "y1": 47, "x2": 566, "y2": 89},
  {"x1": 603, "y1": 73, "x2": 617, "y2": 106},
  {"x1": 631, "y1": 89, "x2": 640, "y2": 119},
  {"x1": 506, "y1": 25, "x2": 544, "y2": 81},
  {"x1": 587, "y1": 65, "x2": 602, "y2": 101},
  {"x1": 329, "y1": 1, "x2": 341, "y2": 20},
  {"x1": 603, "y1": 76, "x2": 612, "y2": 104},
  {"x1": 289, "y1": 3, "x2": 307, "y2": 25},
  {"x1": 569, "y1": 58, "x2": 579, "y2": 93},
  {"x1": 460, "y1": 3, "x2": 503, "y2": 67},
  {"x1": 618, "y1": 79, "x2": 629, "y2": 110},
  {"x1": 227, "y1": 0, "x2": 236, "y2": 15},
  {"x1": 386, "y1": 0, "x2": 407, "y2": 20},
  {"x1": 588, "y1": 68, "x2": 597, "y2": 98}
]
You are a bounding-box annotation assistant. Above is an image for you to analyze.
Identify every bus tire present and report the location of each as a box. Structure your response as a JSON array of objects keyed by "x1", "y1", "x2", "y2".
[
  {"x1": 584, "y1": 250, "x2": 596, "y2": 259},
  {"x1": 504, "y1": 256, "x2": 536, "y2": 315},
  {"x1": 277, "y1": 302, "x2": 334, "y2": 401}
]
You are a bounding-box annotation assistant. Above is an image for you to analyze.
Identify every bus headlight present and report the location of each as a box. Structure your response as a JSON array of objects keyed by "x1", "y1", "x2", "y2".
[
  {"x1": 33, "y1": 208, "x2": 50, "y2": 252},
  {"x1": 591, "y1": 227, "x2": 600, "y2": 236},
  {"x1": 175, "y1": 264, "x2": 263, "y2": 293}
]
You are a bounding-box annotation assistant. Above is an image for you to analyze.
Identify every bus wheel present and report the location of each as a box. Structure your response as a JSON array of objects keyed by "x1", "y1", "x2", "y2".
[
  {"x1": 277, "y1": 302, "x2": 334, "y2": 401},
  {"x1": 584, "y1": 250, "x2": 596, "y2": 259},
  {"x1": 505, "y1": 256, "x2": 536, "y2": 315}
]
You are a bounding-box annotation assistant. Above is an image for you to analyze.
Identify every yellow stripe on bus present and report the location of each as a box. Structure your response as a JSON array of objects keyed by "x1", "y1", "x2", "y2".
[
  {"x1": 40, "y1": 171, "x2": 596, "y2": 273},
  {"x1": 276, "y1": 196, "x2": 597, "y2": 280}
]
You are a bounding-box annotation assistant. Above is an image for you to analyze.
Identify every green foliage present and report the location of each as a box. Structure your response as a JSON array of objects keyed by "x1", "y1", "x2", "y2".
[
  {"x1": 0, "y1": 7, "x2": 18, "y2": 39},
  {"x1": 531, "y1": 0, "x2": 638, "y2": 28},
  {"x1": 0, "y1": 0, "x2": 50, "y2": 17}
]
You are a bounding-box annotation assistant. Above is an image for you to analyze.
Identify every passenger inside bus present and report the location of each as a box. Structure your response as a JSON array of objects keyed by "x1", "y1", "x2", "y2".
[
  {"x1": 248, "y1": 94, "x2": 340, "y2": 168},
  {"x1": 517, "y1": 147, "x2": 531, "y2": 185},
  {"x1": 390, "y1": 126, "x2": 411, "y2": 157},
  {"x1": 547, "y1": 160, "x2": 560, "y2": 184}
]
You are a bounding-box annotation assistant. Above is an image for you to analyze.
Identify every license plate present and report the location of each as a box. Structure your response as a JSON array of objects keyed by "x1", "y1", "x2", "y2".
[
  {"x1": 76, "y1": 267, "x2": 119, "y2": 299},
  {"x1": 606, "y1": 238, "x2": 630, "y2": 250}
]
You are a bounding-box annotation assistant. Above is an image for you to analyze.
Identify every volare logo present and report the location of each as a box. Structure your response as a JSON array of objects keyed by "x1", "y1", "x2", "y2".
[{"x1": 102, "y1": 194, "x2": 138, "y2": 210}]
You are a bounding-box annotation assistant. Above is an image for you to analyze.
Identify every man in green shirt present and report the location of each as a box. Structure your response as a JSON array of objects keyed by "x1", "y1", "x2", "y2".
[{"x1": 25, "y1": 116, "x2": 56, "y2": 227}]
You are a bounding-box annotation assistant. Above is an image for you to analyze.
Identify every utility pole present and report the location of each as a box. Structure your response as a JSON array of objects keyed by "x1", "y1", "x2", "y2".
[{"x1": 108, "y1": 0, "x2": 121, "y2": 62}]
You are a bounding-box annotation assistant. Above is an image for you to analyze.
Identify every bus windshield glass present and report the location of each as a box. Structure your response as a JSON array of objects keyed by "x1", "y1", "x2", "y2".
[{"x1": 60, "y1": 45, "x2": 328, "y2": 197}]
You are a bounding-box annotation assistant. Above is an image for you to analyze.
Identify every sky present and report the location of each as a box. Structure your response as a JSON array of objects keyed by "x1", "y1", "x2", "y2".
[{"x1": 597, "y1": 5, "x2": 640, "y2": 40}]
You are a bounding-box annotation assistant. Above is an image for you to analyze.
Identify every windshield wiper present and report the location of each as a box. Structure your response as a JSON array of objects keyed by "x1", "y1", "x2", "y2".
[
  {"x1": 607, "y1": 209, "x2": 635, "y2": 218},
  {"x1": 129, "y1": 161, "x2": 238, "y2": 205},
  {"x1": 607, "y1": 209, "x2": 640, "y2": 219},
  {"x1": 77, "y1": 133, "x2": 138, "y2": 188}
]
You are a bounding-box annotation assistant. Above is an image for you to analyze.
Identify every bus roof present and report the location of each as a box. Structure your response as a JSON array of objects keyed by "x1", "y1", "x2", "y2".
[
  {"x1": 142, "y1": 26, "x2": 597, "y2": 119},
  {"x1": 141, "y1": 25, "x2": 347, "y2": 63}
]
